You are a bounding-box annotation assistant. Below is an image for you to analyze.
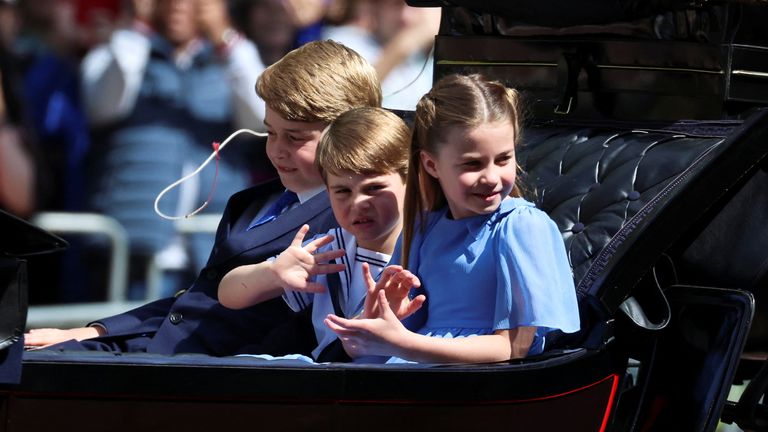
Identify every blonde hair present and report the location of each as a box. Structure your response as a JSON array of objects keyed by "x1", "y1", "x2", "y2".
[
  {"x1": 403, "y1": 73, "x2": 524, "y2": 267},
  {"x1": 315, "y1": 107, "x2": 410, "y2": 182},
  {"x1": 256, "y1": 40, "x2": 382, "y2": 123}
]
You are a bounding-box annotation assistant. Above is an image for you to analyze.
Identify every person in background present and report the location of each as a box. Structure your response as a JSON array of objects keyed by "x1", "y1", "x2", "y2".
[
  {"x1": 322, "y1": 0, "x2": 440, "y2": 110},
  {"x1": 230, "y1": 0, "x2": 298, "y2": 66},
  {"x1": 2, "y1": 0, "x2": 119, "y2": 303},
  {"x1": 80, "y1": 0, "x2": 268, "y2": 298}
]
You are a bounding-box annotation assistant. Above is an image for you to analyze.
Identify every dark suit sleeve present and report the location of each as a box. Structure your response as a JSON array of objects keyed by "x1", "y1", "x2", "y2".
[{"x1": 89, "y1": 296, "x2": 177, "y2": 336}]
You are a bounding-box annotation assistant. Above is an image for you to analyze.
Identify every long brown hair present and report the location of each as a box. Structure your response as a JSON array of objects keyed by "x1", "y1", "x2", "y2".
[{"x1": 402, "y1": 73, "x2": 524, "y2": 268}]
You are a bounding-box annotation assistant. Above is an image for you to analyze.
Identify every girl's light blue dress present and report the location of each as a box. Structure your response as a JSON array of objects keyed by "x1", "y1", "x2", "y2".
[{"x1": 388, "y1": 197, "x2": 580, "y2": 363}]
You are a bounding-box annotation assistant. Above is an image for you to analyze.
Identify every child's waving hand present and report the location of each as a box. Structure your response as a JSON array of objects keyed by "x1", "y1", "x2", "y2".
[
  {"x1": 272, "y1": 224, "x2": 346, "y2": 293},
  {"x1": 359, "y1": 264, "x2": 425, "y2": 320},
  {"x1": 218, "y1": 224, "x2": 345, "y2": 309}
]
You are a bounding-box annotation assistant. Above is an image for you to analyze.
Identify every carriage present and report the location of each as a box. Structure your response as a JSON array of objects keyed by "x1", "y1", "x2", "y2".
[{"x1": 2, "y1": 1, "x2": 768, "y2": 430}]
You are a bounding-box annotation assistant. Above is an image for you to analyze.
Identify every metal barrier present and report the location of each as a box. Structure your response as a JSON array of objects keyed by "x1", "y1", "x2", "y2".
[
  {"x1": 145, "y1": 214, "x2": 222, "y2": 300},
  {"x1": 27, "y1": 212, "x2": 130, "y2": 328},
  {"x1": 26, "y1": 212, "x2": 220, "y2": 329},
  {"x1": 31, "y1": 212, "x2": 129, "y2": 303}
]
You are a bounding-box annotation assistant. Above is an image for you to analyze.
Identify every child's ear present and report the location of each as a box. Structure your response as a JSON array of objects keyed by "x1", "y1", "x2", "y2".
[{"x1": 420, "y1": 152, "x2": 439, "y2": 179}]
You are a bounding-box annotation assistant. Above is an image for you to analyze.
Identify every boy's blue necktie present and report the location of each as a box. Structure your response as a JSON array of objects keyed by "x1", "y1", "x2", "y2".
[{"x1": 247, "y1": 191, "x2": 299, "y2": 230}]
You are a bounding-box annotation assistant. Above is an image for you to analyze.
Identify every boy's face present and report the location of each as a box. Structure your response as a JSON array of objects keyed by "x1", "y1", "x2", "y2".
[
  {"x1": 326, "y1": 169, "x2": 406, "y2": 254},
  {"x1": 264, "y1": 106, "x2": 326, "y2": 194}
]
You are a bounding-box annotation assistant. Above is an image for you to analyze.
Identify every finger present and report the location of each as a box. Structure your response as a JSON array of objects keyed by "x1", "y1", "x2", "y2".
[
  {"x1": 311, "y1": 263, "x2": 346, "y2": 275},
  {"x1": 390, "y1": 271, "x2": 411, "y2": 290},
  {"x1": 324, "y1": 315, "x2": 359, "y2": 335},
  {"x1": 376, "y1": 265, "x2": 403, "y2": 288},
  {"x1": 303, "y1": 281, "x2": 328, "y2": 294},
  {"x1": 393, "y1": 269, "x2": 420, "y2": 288},
  {"x1": 27, "y1": 328, "x2": 56, "y2": 333},
  {"x1": 361, "y1": 263, "x2": 375, "y2": 294},
  {"x1": 305, "y1": 234, "x2": 336, "y2": 253},
  {"x1": 22, "y1": 334, "x2": 50, "y2": 346},
  {"x1": 312, "y1": 248, "x2": 345, "y2": 263},
  {"x1": 402, "y1": 270, "x2": 421, "y2": 288},
  {"x1": 404, "y1": 294, "x2": 426, "y2": 317},
  {"x1": 291, "y1": 224, "x2": 310, "y2": 247},
  {"x1": 376, "y1": 289, "x2": 393, "y2": 318}
]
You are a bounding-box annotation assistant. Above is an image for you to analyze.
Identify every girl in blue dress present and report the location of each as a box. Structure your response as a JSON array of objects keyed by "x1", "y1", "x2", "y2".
[{"x1": 325, "y1": 73, "x2": 580, "y2": 363}]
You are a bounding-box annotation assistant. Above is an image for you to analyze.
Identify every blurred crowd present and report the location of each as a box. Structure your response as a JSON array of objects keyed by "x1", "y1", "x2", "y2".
[{"x1": 0, "y1": 0, "x2": 439, "y2": 304}]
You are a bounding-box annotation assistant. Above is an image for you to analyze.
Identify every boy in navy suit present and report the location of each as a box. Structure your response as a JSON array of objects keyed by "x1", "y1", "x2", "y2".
[{"x1": 24, "y1": 40, "x2": 383, "y2": 356}]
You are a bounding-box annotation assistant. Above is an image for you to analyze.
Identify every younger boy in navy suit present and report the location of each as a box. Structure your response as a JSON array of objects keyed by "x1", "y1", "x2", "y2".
[{"x1": 24, "y1": 40, "x2": 383, "y2": 356}]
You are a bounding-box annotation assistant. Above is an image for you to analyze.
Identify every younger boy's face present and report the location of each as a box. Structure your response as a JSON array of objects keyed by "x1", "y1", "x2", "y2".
[
  {"x1": 264, "y1": 106, "x2": 326, "y2": 194},
  {"x1": 326, "y1": 170, "x2": 406, "y2": 254}
]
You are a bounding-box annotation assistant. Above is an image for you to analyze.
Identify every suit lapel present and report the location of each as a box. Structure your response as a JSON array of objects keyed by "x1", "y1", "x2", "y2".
[{"x1": 212, "y1": 188, "x2": 332, "y2": 266}]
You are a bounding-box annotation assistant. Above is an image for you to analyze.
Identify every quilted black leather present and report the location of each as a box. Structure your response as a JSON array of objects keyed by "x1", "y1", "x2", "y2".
[
  {"x1": 519, "y1": 125, "x2": 722, "y2": 297},
  {"x1": 517, "y1": 112, "x2": 768, "y2": 320}
]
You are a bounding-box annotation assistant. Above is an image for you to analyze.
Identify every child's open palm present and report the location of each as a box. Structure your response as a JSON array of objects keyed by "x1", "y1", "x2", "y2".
[{"x1": 273, "y1": 224, "x2": 346, "y2": 293}]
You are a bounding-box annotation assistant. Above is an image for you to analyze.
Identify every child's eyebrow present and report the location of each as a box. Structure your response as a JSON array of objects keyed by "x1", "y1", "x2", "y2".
[
  {"x1": 327, "y1": 183, "x2": 351, "y2": 190},
  {"x1": 262, "y1": 119, "x2": 317, "y2": 134}
]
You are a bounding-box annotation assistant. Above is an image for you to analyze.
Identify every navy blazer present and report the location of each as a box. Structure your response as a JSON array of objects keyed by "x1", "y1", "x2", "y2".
[{"x1": 76, "y1": 179, "x2": 337, "y2": 355}]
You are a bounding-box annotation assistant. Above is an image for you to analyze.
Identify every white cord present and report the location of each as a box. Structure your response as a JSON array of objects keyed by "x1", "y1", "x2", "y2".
[{"x1": 154, "y1": 128, "x2": 267, "y2": 220}]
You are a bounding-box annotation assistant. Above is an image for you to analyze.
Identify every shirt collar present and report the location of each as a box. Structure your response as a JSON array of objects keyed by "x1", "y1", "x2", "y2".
[{"x1": 296, "y1": 185, "x2": 326, "y2": 204}]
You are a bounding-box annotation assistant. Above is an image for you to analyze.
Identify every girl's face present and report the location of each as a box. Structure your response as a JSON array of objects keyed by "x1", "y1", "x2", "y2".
[
  {"x1": 326, "y1": 169, "x2": 406, "y2": 254},
  {"x1": 420, "y1": 121, "x2": 517, "y2": 220},
  {"x1": 264, "y1": 106, "x2": 326, "y2": 194}
]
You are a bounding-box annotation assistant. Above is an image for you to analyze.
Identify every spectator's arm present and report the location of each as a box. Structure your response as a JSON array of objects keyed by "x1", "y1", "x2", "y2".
[
  {"x1": 198, "y1": 0, "x2": 267, "y2": 131},
  {"x1": 221, "y1": 38, "x2": 267, "y2": 131},
  {"x1": 80, "y1": 28, "x2": 151, "y2": 127}
]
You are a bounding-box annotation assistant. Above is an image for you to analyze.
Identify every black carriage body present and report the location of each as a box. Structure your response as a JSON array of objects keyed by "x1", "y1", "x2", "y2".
[{"x1": 2, "y1": 2, "x2": 768, "y2": 431}]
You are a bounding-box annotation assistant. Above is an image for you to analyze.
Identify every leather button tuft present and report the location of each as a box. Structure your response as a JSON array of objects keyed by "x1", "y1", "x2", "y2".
[
  {"x1": 627, "y1": 190, "x2": 641, "y2": 201},
  {"x1": 572, "y1": 222, "x2": 585, "y2": 233},
  {"x1": 169, "y1": 312, "x2": 183, "y2": 325}
]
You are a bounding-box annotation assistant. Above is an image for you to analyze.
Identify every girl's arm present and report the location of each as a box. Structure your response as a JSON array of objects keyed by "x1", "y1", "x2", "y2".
[
  {"x1": 218, "y1": 225, "x2": 346, "y2": 309},
  {"x1": 325, "y1": 290, "x2": 535, "y2": 363}
]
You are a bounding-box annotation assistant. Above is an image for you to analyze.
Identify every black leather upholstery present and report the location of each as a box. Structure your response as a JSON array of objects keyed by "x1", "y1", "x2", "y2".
[
  {"x1": 517, "y1": 111, "x2": 768, "y2": 323},
  {"x1": 520, "y1": 125, "x2": 723, "y2": 294}
]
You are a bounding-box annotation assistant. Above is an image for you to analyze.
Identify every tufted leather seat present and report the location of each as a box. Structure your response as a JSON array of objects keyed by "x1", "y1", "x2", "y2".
[
  {"x1": 520, "y1": 125, "x2": 724, "y2": 293},
  {"x1": 517, "y1": 111, "x2": 768, "y2": 342}
]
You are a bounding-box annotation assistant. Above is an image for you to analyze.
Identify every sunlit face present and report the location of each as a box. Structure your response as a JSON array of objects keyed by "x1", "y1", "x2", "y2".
[
  {"x1": 264, "y1": 106, "x2": 326, "y2": 194},
  {"x1": 420, "y1": 121, "x2": 517, "y2": 220},
  {"x1": 326, "y1": 170, "x2": 406, "y2": 253}
]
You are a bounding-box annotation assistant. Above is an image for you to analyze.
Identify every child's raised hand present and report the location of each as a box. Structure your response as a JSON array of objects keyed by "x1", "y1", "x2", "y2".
[
  {"x1": 325, "y1": 290, "x2": 409, "y2": 358},
  {"x1": 360, "y1": 264, "x2": 425, "y2": 320},
  {"x1": 272, "y1": 224, "x2": 346, "y2": 293}
]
